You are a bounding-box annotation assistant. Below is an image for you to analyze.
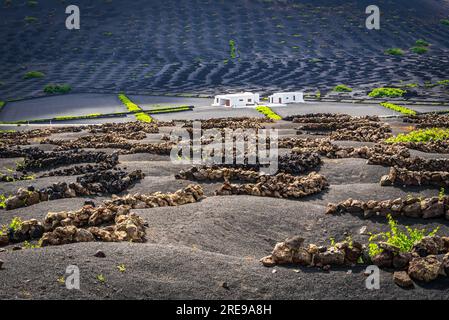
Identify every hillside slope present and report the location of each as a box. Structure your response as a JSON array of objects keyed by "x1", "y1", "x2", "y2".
[{"x1": 0, "y1": 0, "x2": 449, "y2": 98}]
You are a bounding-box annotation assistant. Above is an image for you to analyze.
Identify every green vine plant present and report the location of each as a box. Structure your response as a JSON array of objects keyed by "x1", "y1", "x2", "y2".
[
  {"x1": 255, "y1": 106, "x2": 282, "y2": 120},
  {"x1": 368, "y1": 214, "x2": 439, "y2": 257},
  {"x1": 386, "y1": 128, "x2": 449, "y2": 144},
  {"x1": 439, "y1": 188, "x2": 446, "y2": 201},
  {"x1": 0, "y1": 194, "x2": 8, "y2": 209},
  {"x1": 333, "y1": 84, "x2": 352, "y2": 92},
  {"x1": 379, "y1": 102, "x2": 416, "y2": 116},
  {"x1": 229, "y1": 40, "x2": 238, "y2": 59},
  {"x1": 9, "y1": 217, "x2": 23, "y2": 232},
  {"x1": 368, "y1": 87, "x2": 406, "y2": 98},
  {"x1": 23, "y1": 240, "x2": 42, "y2": 249},
  {"x1": 118, "y1": 93, "x2": 154, "y2": 123}
]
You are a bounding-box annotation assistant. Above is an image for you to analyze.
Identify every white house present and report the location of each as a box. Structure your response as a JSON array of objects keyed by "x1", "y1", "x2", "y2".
[
  {"x1": 268, "y1": 92, "x2": 304, "y2": 104},
  {"x1": 212, "y1": 92, "x2": 260, "y2": 108}
]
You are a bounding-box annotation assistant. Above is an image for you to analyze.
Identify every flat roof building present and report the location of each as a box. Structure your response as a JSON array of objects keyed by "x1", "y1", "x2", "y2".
[
  {"x1": 212, "y1": 92, "x2": 260, "y2": 108},
  {"x1": 268, "y1": 92, "x2": 304, "y2": 105}
]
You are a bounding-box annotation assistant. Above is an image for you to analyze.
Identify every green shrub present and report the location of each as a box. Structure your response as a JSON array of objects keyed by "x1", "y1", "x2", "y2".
[
  {"x1": 441, "y1": 19, "x2": 449, "y2": 26},
  {"x1": 23, "y1": 240, "x2": 42, "y2": 249},
  {"x1": 368, "y1": 87, "x2": 406, "y2": 98},
  {"x1": 118, "y1": 94, "x2": 153, "y2": 123},
  {"x1": 380, "y1": 102, "x2": 416, "y2": 116},
  {"x1": 24, "y1": 16, "x2": 38, "y2": 23},
  {"x1": 385, "y1": 48, "x2": 404, "y2": 56},
  {"x1": 437, "y1": 80, "x2": 449, "y2": 86},
  {"x1": 415, "y1": 39, "x2": 429, "y2": 47},
  {"x1": 439, "y1": 188, "x2": 446, "y2": 201},
  {"x1": 256, "y1": 106, "x2": 282, "y2": 120},
  {"x1": 9, "y1": 217, "x2": 23, "y2": 231},
  {"x1": 118, "y1": 94, "x2": 140, "y2": 112},
  {"x1": 0, "y1": 101, "x2": 5, "y2": 111},
  {"x1": 411, "y1": 46, "x2": 428, "y2": 54},
  {"x1": 24, "y1": 71, "x2": 45, "y2": 79},
  {"x1": 44, "y1": 84, "x2": 71, "y2": 94},
  {"x1": 135, "y1": 112, "x2": 153, "y2": 123},
  {"x1": 0, "y1": 194, "x2": 8, "y2": 209},
  {"x1": 97, "y1": 274, "x2": 106, "y2": 283},
  {"x1": 386, "y1": 128, "x2": 449, "y2": 143},
  {"x1": 148, "y1": 106, "x2": 191, "y2": 114},
  {"x1": 333, "y1": 84, "x2": 352, "y2": 92},
  {"x1": 27, "y1": 1, "x2": 38, "y2": 7},
  {"x1": 229, "y1": 40, "x2": 237, "y2": 59},
  {"x1": 54, "y1": 113, "x2": 101, "y2": 121},
  {"x1": 368, "y1": 214, "x2": 439, "y2": 257}
]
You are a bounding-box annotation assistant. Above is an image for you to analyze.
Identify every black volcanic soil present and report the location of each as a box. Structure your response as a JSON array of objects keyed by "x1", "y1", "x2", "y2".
[
  {"x1": 1, "y1": 0, "x2": 449, "y2": 100},
  {"x1": 2, "y1": 118, "x2": 449, "y2": 300}
]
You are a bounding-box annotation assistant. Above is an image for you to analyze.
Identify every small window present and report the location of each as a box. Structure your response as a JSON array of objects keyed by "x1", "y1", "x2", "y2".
[
  {"x1": 239, "y1": 99, "x2": 244, "y2": 102},
  {"x1": 248, "y1": 99, "x2": 252, "y2": 102},
  {"x1": 293, "y1": 95, "x2": 296, "y2": 101}
]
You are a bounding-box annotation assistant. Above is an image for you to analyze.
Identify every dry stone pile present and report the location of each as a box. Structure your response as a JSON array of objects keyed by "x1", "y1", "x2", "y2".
[
  {"x1": 43, "y1": 203, "x2": 128, "y2": 229},
  {"x1": 326, "y1": 195, "x2": 449, "y2": 220},
  {"x1": 43, "y1": 134, "x2": 175, "y2": 155},
  {"x1": 281, "y1": 138, "x2": 406, "y2": 160},
  {"x1": 1, "y1": 185, "x2": 206, "y2": 247},
  {"x1": 278, "y1": 152, "x2": 322, "y2": 174},
  {"x1": 88, "y1": 121, "x2": 158, "y2": 135},
  {"x1": 176, "y1": 166, "x2": 260, "y2": 182},
  {"x1": 393, "y1": 141, "x2": 449, "y2": 154},
  {"x1": 75, "y1": 169, "x2": 144, "y2": 194},
  {"x1": 0, "y1": 173, "x2": 32, "y2": 182},
  {"x1": 279, "y1": 137, "x2": 323, "y2": 149},
  {"x1": 380, "y1": 167, "x2": 449, "y2": 188},
  {"x1": 175, "y1": 152, "x2": 321, "y2": 181},
  {"x1": 329, "y1": 126, "x2": 392, "y2": 142},
  {"x1": 285, "y1": 113, "x2": 392, "y2": 142},
  {"x1": 4, "y1": 169, "x2": 144, "y2": 210},
  {"x1": 0, "y1": 146, "x2": 41, "y2": 158},
  {"x1": 40, "y1": 205, "x2": 146, "y2": 246},
  {"x1": 284, "y1": 113, "x2": 380, "y2": 124},
  {"x1": 40, "y1": 160, "x2": 119, "y2": 178},
  {"x1": 183, "y1": 117, "x2": 271, "y2": 130},
  {"x1": 0, "y1": 219, "x2": 45, "y2": 246},
  {"x1": 17, "y1": 149, "x2": 118, "y2": 171},
  {"x1": 0, "y1": 127, "x2": 83, "y2": 147},
  {"x1": 260, "y1": 236, "x2": 362, "y2": 268},
  {"x1": 368, "y1": 155, "x2": 449, "y2": 172},
  {"x1": 122, "y1": 142, "x2": 174, "y2": 155},
  {"x1": 105, "y1": 184, "x2": 205, "y2": 209},
  {"x1": 0, "y1": 205, "x2": 147, "y2": 247},
  {"x1": 215, "y1": 172, "x2": 328, "y2": 199},
  {"x1": 42, "y1": 134, "x2": 132, "y2": 151},
  {"x1": 292, "y1": 114, "x2": 385, "y2": 131},
  {"x1": 292, "y1": 141, "x2": 409, "y2": 161},
  {"x1": 403, "y1": 114, "x2": 449, "y2": 129},
  {"x1": 260, "y1": 235, "x2": 449, "y2": 286}
]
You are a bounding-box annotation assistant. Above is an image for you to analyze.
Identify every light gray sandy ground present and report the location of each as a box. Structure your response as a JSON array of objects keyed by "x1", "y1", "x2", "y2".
[
  {"x1": 2, "y1": 102, "x2": 449, "y2": 300},
  {"x1": 1, "y1": 128, "x2": 449, "y2": 300},
  {"x1": 4, "y1": 93, "x2": 449, "y2": 125},
  {"x1": 0, "y1": 94, "x2": 127, "y2": 122}
]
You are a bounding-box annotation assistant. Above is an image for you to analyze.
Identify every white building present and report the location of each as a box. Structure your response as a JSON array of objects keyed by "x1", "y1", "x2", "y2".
[
  {"x1": 268, "y1": 92, "x2": 304, "y2": 104},
  {"x1": 212, "y1": 92, "x2": 260, "y2": 108}
]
